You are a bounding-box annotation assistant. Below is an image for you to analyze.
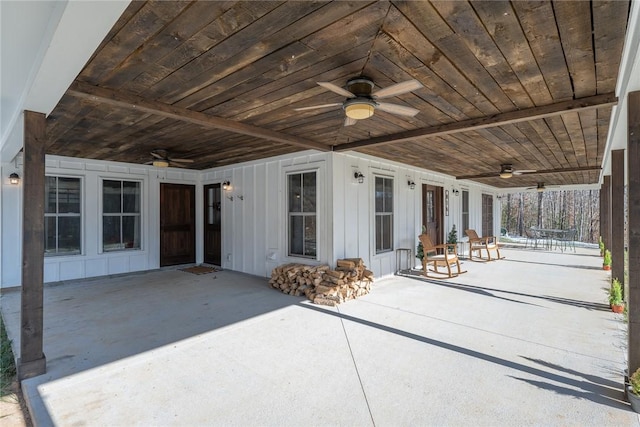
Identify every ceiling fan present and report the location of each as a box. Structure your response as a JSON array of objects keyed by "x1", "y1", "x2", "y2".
[
  {"x1": 526, "y1": 182, "x2": 559, "y2": 192},
  {"x1": 456, "y1": 164, "x2": 600, "y2": 180},
  {"x1": 145, "y1": 149, "x2": 194, "y2": 168},
  {"x1": 294, "y1": 76, "x2": 423, "y2": 126}
]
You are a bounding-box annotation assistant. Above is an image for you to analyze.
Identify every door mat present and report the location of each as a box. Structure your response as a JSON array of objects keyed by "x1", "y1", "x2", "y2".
[{"x1": 179, "y1": 266, "x2": 220, "y2": 275}]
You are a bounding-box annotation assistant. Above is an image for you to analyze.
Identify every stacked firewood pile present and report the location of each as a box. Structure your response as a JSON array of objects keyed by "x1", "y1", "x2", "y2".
[{"x1": 269, "y1": 258, "x2": 374, "y2": 306}]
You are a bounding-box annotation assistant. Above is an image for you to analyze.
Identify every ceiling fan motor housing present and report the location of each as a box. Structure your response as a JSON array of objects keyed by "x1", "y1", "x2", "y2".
[{"x1": 346, "y1": 77, "x2": 374, "y2": 96}]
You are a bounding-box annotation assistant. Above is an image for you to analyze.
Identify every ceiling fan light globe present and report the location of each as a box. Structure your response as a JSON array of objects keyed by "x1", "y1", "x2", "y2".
[
  {"x1": 499, "y1": 171, "x2": 513, "y2": 179},
  {"x1": 344, "y1": 101, "x2": 375, "y2": 120},
  {"x1": 152, "y1": 159, "x2": 169, "y2": 168}
]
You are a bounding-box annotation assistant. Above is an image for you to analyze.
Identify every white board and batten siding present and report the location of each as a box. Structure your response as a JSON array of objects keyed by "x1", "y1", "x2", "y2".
[
  {"x1": 0, "y1": 155, "x2": 199, "y2": 287},
  {"x1": 1, "y1": 150, "x2": 499, "y2": 288}
]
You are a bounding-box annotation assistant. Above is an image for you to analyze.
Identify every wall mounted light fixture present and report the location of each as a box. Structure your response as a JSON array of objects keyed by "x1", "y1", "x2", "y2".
[
  {"x1": 354, "y1": 171, "x2": 365, "y2": 184},
  {"x1": 452, "y1": 188, "x2": 460, "y2": 196},
  {"x1": 222, "y1": 180, "x2": 231, "y2": 191},
  {"x1": 9, "y1": 173, "x2": 20, "y2": 185},
  {"x1": 407, "y1": 180, "x2": 416, "y2": 190}
]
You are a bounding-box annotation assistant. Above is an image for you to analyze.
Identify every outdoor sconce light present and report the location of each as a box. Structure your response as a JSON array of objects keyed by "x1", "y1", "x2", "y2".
[
  {"x1": 9, "y1": 173, "x2": 20, "y2": 185},
  {"x1": 408, "y1": 180, "x2": 416, "y2": 190},
  {"x1": 222, "y1": 180, "x2": 231, "y2": 191},
  {"x1": 452, "y1": 188, "x2": 460, "y2": 196},
  {"x1": 354, "y1": 171, "x2": 365, "y2": 184}
]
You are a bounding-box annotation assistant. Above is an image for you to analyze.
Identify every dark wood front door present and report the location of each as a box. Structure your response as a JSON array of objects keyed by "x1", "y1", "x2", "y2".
[
  {"x1": 422, "y1": 184, "x2": 443, "y2": 245},
  {"x1": 160, "y1": 183, "x2": 195, "y2": 266},
  {"x1": 204, "y1": 184, "x2": 222, "y2": 266}
]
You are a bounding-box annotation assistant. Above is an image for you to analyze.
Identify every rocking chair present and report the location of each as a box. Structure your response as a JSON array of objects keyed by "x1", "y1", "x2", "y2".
[
  {"x1": 464, "y1": 229, "x2": 503, "y2": 261},
  {"x1": 418, "y1": 234, "x2": 465, "y2": 278}
]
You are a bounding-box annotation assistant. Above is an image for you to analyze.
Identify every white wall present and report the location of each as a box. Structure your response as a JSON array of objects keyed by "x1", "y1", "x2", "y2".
[
  {"x1": 0, "y1": 155, "x2": 199, "y2": 288},
  {"x1": 0, "y1": 150, "x2": 499, "y2": 288},
  {"x1": 332, "y1": 152, "x2": 497, "y2": 277},
  {"x1": 201, "y1": 151, "x2": 331, "y2": 278}
]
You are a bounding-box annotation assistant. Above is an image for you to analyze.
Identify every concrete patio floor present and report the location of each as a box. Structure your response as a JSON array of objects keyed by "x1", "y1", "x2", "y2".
[{"x1": 1, "y1": 247, "x2": 639, "y2": 426}]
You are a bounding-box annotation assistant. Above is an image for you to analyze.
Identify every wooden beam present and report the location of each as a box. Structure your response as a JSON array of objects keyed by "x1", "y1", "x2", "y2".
[
  {"x1": 628, "y1": 90, "x2": 640, "y2": 376},
  {"x1": 602, "y1": 175, "x2": 612, "y2": 252},
  {"x1": 611, "y1": 149, "x2": 625, "y2": 289},
  {"x1": 333, "y1": 93, "x2": 617, "y2": 151},
  {"x1": 67, "y1": 81, "x2": 330, "y2": 152},
  {"x1": 19, "y1": 111, "x2": 47, "y2": 380}
]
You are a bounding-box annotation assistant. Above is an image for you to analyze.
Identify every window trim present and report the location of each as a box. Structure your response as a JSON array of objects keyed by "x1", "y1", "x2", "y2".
[
  {"x1": 100, "y1": 178, "x2": 143, "y2": 253},
  {"x1": 44, "y1": 175, "x2": 83, "y2": 257},
  {"x1": 373, "y1": 174, "x2": 394, "y2": 255},
  {"x1": 286, "y1": 170, "x2": 318, "y2": 259}
]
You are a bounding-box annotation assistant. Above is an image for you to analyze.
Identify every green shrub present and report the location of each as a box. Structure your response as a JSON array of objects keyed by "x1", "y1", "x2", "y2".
[
  {"x1": 603, "y1": 249, "x2": 612, "y2": 266},
  {"x1": 609, "y1": 278, "x2": 623, "y2": 306},
  {"x1": 630, "y1": 368, "x2": 640, "y2": 396},
  {"x1": 1, "y1": 316, "x2": 17, "y2": 396}
]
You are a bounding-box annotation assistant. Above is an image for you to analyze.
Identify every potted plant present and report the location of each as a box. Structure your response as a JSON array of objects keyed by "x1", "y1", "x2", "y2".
[
  {"x1": 609, "y1": 278, "x2": 624, "y2": 313},
  {"x1": 628, "y1": 367, "x2": 640, "y2": 413},
  {"x1": 416, "y1": 225, "x2": 426, "y2": 262},
  {"x1": 598, "y1": 236, "x2": 605, "y2": 257},
  {"x1": 603, "y1": 249, "x2": 612, "y2": 270},
  {"x1": 447, "y1": 225, "x2": 458, "y2": 254}
]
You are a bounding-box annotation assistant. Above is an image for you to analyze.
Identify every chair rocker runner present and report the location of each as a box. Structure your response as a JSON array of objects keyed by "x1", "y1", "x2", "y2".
[
  {"x1": 464, "y1": 229, "x2": 503, "y2": 261},
  {"x1": 418, "y1": 234, "x2": 465, "y2": 278}
]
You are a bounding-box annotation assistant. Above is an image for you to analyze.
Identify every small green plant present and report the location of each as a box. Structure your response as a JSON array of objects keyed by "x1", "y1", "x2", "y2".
[
  {"x1": 447, "y1": 225, "x2": 458, "y2": 245},
  {"x1": 416, "y1": 225, "x2": 426, "y2": 260},
  {"x1": 603, "y1": 249, "x2": 612, "y2": 267},
  {"x1": 630, "y1": 368, "x2": 640, "y2": 396},
  {"x1": 609, "y1": 278, "x2": 623, "y2": 306},
  {"x1": 599, "y1": 236, "x2": 605, "y2": 255}
]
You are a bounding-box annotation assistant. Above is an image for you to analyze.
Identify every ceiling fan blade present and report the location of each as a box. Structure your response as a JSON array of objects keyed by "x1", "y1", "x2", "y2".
[
  {"x1": 344, "y1": 116, "x2": 357, "y2": 127},
  {"x1": 169, "y1": 158, "x2": 194, "y2": 163},
  {"x1": 293, "y1": 103, "x2": 342, "y2": 112},
  {"x1": 513, "y1": 169, "x2": 537, "y2": 175},
  {"x1": 457, "y1": 165, "x2": 600, "y2": 180},
  {"x1": 150, "y1": 151, "x2": 166, "y2": 159},
  {"x1": 317, "y1": 82, "x2": 355, "y2": 98},
  {"x1": 373, "y1": 79, "x2": 423, "y2": 99},
  {"x1": 376, "y1": 102, "x2": 420, "y2": 117},
  {"x1": 456, "y1": 171, "x2": 499, "y2": 180}
]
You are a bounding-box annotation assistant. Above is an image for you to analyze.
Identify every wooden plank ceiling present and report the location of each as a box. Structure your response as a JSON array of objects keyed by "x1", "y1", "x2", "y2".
[{"x1": 45, "y1": 0, "x2": 630, "y2": 188}]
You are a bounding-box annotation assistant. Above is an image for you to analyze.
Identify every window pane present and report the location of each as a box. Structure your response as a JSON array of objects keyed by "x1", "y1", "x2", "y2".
[
  {"x1": 304, "y1": 215, "x2": 317, "y2": 257},
  {"x1": 103, "y1": 216, "x2": 121, "y2": 250},
  {"x1": 58, "y1": 216, "x2": 81, "y2": 253},
  {"x1": 383, "y1": 178, "x2": 393, "y2": 212},
  {"x1": 375, "y1": 177, "x2": 384, "y2": 212},
  {"x1": 289, "y1": 215, "x2": 303, "y2": 256},
  {"x1": 302, "y1": 172, "x2": 316, "y2": 212},
  {"x1": 123, "y1": 181, "x2": 140, "y2": 213},
  {"x1": 122, "y1": 215, "x2": 141, "y2": 249},
  {"x1": 45, "y1": 216, "x2": 57, "y2": 253},
  {"x1": 288, "y1": 174, "x2": 302, "y2": 212},
  {"x1": 383, "y1": 214, "x2": 392, "y2": 251},
  {"x1": 45, "y1": 177, "x2": 57, "y2": 213},
  {"x1": 375, "y1": 215, "x2": 383, "y2": 252},
  {"x1": 103, "y1": 180, "x2": 121, "y2": 214},
  {"x1": 58, "y1": 178, "x2": 81, "y2": 213}
]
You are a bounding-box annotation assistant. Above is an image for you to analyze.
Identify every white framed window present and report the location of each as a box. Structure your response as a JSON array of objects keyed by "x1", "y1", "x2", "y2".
[
  {"x1": 462, "y1": 189, "x2": 469, "y2": 233},
  {"x1": 45, "y1": 176, "x2": 81, "y2": 256},
  {"x1": 102, "y1": 179, "x2": 141, "y2": 251},
  {"x1": 375, "y1": 176, "x2": 393, "y2": 254},
  {"x1": 287, "y1": 171, "x2": 317, "y2": 258}
]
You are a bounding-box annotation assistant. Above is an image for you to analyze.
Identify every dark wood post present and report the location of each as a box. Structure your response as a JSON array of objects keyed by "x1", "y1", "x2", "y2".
[
  {"x1": 628, "y1": 91, "x2": 640, "y2": 376},
  {"x1": 611, "y1": 149, "x2": 625, "y2": 289},
  {"x1": 601, "y1": 175, "x2": 612, "y2": 251},
  {"x1": 19, "y1": 111, "x2": 47, "y2": 379}
]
